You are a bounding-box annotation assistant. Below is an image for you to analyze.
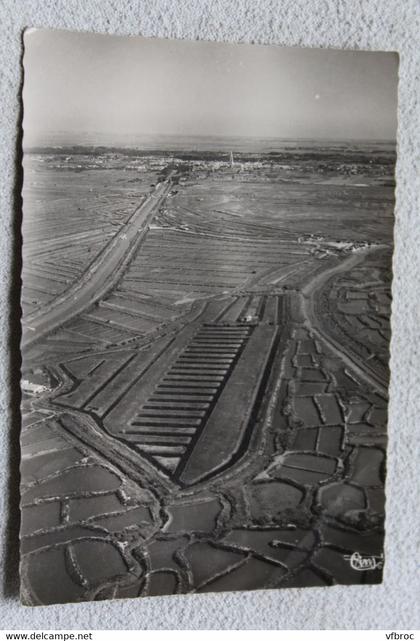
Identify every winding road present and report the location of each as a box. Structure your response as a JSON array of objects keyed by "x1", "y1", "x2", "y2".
[{"x1": 300, "y1": 246, "x2": 389, "y2": 396}]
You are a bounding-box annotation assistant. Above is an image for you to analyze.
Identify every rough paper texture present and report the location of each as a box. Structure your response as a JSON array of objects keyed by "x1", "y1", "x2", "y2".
[{"x1": 0, "y1": 0, "x2": 419, "y2": 630}]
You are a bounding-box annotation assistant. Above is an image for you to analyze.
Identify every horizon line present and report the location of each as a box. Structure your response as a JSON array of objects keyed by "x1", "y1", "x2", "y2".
[{"x1": 23, "y1": 132, "x2": 397, "y2": 150}]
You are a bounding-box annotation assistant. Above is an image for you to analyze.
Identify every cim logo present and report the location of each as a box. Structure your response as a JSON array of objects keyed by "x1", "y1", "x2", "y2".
[{"x1": 344, "y1": 551, "x2": 384, "y2": 571}]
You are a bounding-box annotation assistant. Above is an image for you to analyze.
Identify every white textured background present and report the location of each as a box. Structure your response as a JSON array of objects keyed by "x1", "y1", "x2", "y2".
[{"x1": 0, "y1": 0, "x2": 419, "y2": 630}]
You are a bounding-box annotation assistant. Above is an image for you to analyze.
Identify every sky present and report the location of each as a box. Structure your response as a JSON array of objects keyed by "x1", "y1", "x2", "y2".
[{"x1": 22, "y1": 29, "x2": 399, "y2": 146}]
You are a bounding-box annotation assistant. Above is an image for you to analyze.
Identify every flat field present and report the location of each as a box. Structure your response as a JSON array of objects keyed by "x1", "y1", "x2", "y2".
[{"x1": 20, "y1": 142, "x2": 396, "y2": 604}]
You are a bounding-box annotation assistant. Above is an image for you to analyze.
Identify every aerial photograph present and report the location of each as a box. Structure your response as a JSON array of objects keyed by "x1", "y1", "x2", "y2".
[{"x1": 20, "y1": 30, "x2": 397, "y2": 605}]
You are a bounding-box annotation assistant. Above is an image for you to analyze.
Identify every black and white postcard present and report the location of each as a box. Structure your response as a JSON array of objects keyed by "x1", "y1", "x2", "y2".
[{"x1": 20, "y1": 29, "x2": 397, "y2": 605}]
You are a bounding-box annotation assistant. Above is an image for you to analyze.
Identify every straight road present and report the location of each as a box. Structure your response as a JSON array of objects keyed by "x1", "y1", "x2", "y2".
[{"x1": 22, "y1": 177, "x2": 173, "y2": 348}]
